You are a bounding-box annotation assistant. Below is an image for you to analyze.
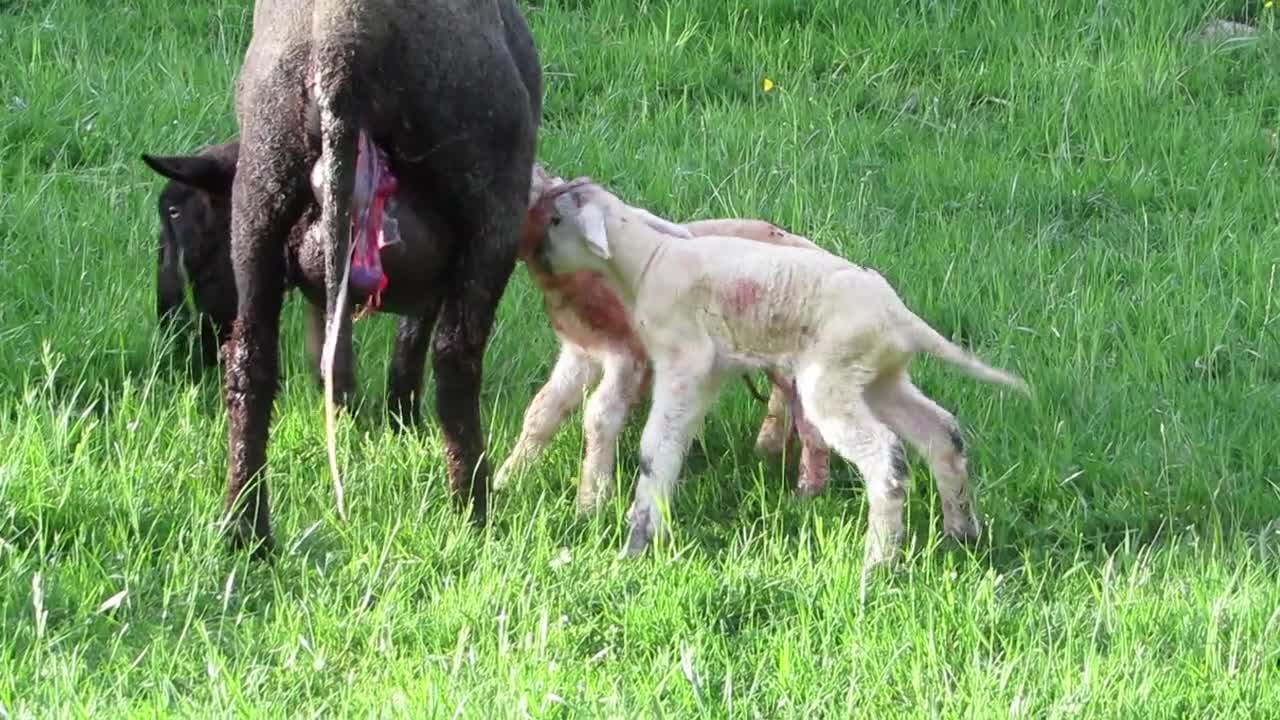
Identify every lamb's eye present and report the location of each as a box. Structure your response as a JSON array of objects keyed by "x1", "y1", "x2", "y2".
[
  {"x1": 550, "y1": 216, "x2": 561, "y2": 226},
  {"x1": 167, "y1": 206, "x2": 181, "y2": 220}
]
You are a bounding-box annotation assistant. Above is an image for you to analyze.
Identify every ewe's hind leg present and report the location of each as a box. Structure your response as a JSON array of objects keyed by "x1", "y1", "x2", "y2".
[
  {"x1": 866, "y1": 373, "x2": 979, "y2": 543},
  {"x1": 430, "y1": 235, "x2": 520, "y2": 526},
  {"x1": 405, "y1": 119, "x2": 535, "y2": 526},
  {"x1": 494, "y1": 344, "x2": 598, "y2": 492},
  {"x1": 797, "y1": 366, "x2": 909, "y2": 570},
  {"x1": 387, "y1": 303, "x2": 442, "y2": 430},
  {"x1": 626, "y1": 352, "x2": 722, "y2": 556},
  {"x1": 578, "y1": 350, "x2": 646, "y2": 514},
  {"x1": 222, "y1": 99, "x2": 310, "y2": 555}
]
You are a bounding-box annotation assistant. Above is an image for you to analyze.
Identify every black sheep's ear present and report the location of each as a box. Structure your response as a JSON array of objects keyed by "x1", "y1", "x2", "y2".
[{"x1": 141, "y1": 153, "x2": 235, "y2": 196}]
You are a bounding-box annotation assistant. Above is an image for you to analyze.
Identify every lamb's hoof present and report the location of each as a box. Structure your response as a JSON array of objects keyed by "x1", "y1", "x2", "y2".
[
  {"x1": 389, "y1": 418, "x2": 418, "y2": 435},
  {"x1": 794, "y1": 475, "x2": 828, "y2": 499},
  {"x1": 492, "y1": 460, "x2": 520, "y2": 493},
  {"x1": 576, "y1": 474, "x2": 614, "y2": 515},
  {"x1": 755, "y1": 443, "x2": 784, "y2": 459},
  {"x1": 624, "y1": 527, "x2": 651, "y2": 557},
  {"x1": 943, "y1": 515, "x2": 981, "y2": 545},
  {"x1": 318, "y1": 375, "x2": 357, "y2": 408},
  {"x1": 754, "y1": 435, "x2": 786, "y2": 459},
  {"x1": 386, "y1": 391, "x2": 421, "y2": 432},
  {"x1": 623, "y1": 511, "x2": 655, "y2": 557},
  {"x1": 861, "y1": 551, "x2": 898, "y2": 578},
  {"x1": 575, "y1": 493, "x2": 610, "y2": 517},
  {"x1": 861, "y1": 529, "x2": 904, "y2": 572},
  {"x1": 858, "y1": 550, "x2": 902, "y2": 599}
]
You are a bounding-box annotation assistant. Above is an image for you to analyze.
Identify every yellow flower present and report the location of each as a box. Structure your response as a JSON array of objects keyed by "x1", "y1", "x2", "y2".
[{"x1": 762, "y1": 77, "x2": 776, "y2": 93}]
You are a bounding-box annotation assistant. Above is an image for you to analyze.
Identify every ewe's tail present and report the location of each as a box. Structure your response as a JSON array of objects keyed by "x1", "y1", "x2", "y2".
[
  {"x1": 312, "y1": 28, "x2": 360, "y2": 523},
  {"x1": 903, "y1": 313, "x2": 1032, "y2": 397}
]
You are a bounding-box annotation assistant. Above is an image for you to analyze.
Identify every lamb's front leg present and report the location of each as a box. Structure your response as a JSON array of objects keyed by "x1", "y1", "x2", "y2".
[
  {"x1": 625, "y1": 354, "x2": 721, "y2": 556},
  {"x1": 577, "y1": 349, "x2": 646, "y2": 514},
  {"x1": 494, "y1": 344, "x2": 599, "y2": 492}
]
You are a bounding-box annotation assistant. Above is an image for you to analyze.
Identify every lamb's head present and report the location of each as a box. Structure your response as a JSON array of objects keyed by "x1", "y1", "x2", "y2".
[
  {"x1": 527, "y1": 174, "x2": 696, "y2": 274},
  {"x1": 526, "y1": 176, "x2": 625, "y2": 276}
]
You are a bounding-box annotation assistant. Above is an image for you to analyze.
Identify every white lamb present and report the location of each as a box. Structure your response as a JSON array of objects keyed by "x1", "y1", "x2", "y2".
[{"x1": 527, "y1": 177, "x2": 1031, "y2": 570}]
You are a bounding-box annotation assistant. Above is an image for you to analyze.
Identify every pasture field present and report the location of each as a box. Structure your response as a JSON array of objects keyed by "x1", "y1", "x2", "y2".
[{"x1": 2, "y1": 0, "x2": 1279, "y2": 716}]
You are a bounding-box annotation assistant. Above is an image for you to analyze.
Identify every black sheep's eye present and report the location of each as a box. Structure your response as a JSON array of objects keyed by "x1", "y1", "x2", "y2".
[{"x1": 167, "y1": 206, "x2": 181, "y2": 220}]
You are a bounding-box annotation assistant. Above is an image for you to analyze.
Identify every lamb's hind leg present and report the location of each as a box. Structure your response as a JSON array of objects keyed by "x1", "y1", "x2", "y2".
[
  {"x1": 494, "y1": 344, "x2": 598, "y2": 492},
  {"x1": 866, "y1": 371, "x2": 980, "y2": 543},
  {"x1": 797, "y1": 365, "x2": 909, "y2": 570},
  {"x1": 578, "y1": 349, "x2": 645, "y2": 514}
]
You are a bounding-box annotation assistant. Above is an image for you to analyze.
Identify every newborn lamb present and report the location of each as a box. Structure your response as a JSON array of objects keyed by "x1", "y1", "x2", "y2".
[{"x1": 529, "y1": 177, "x2": 1030, "y2": 570}]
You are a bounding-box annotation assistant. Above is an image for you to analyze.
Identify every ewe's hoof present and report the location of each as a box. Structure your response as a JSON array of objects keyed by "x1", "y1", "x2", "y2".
[
  {"x1": 387, "y1": 409, "x2": 421, "y2": 434},
  {"x1": 225, "y1": 525, "x2": 275, "y2": 561}
]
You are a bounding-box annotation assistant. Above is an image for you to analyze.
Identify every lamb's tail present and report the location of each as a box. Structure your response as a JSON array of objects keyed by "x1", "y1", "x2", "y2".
[
  {"x1": 311, "y1": 26, "x2": 360, "y2": 523},
  {"x1": 903, "y1": 312, "x2": 1032, "y2": 397}
]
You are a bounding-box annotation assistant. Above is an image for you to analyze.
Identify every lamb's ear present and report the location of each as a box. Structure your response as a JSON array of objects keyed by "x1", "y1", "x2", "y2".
[
  {"x1": 634, "y1": 207, "x2": 693, "y2": 239},
  {"x1": 529, "y1": 163, "x2": 553, "y2": 206},
  {"x1": 575, "y1": 201, "x2": 612, "y2": 259},
  {"x1": 141, "y1": 153, "x2": 235, "y2": 196}
]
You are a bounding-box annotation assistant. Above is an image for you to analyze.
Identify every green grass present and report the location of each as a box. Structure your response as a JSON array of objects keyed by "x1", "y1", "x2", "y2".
[{"x1": 2, "y1": 0, "x2": 1280, "y2": 715}]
